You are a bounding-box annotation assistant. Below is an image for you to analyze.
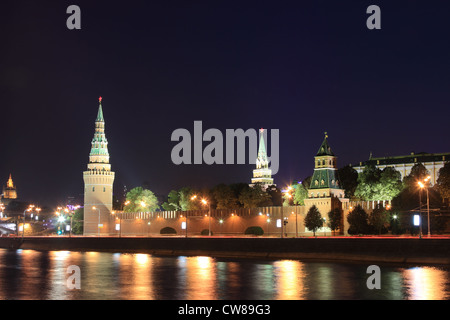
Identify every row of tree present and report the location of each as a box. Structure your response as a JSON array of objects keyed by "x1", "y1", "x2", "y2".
[
  {"x1": 339, "y1": 162, "x2": 450, "y2": 211},
  {"x1": 121, "y1": 162, "x2": 450, "y2": 215},
  {"x1": 122, "y1": 182, "x2": 310, "y2": 213},
  {"x1": 305, "y1": 203, "x2": 448, "y2": 236}
]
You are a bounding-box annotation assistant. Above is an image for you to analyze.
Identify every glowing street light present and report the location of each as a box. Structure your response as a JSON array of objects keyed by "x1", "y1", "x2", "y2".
[
  {"x1": 201, "y1": 199, "x2": 212, "y2": 236},
  {"x1": 22, "y1": 205, "x2": 33, "y2": 239},
  {"x1": 418, "y1": 176, "x2": 431, "y2": 237}
]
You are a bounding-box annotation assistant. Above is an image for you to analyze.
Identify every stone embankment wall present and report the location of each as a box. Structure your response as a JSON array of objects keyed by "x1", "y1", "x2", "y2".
[{"x1": 0, "y1": 237, "x2": 449, "y2": 265}]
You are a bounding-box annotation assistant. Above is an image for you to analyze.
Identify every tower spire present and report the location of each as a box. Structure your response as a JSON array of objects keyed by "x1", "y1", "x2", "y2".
[
  {"x1": 316, "y1": 131, "x2": 334, "y2": 156},
  {"x1": 7, "y1": 174, "x2": 13, "y2": 188},
  {"x1": 83, "y1": 97, "x2": 115, "y2": 235},
  {"x1": 89, "y1": 97, "x2": 110, "y2": 165},
  {"x1": 250, "y1": 128, "x2": 274, "y2": 188},
  {"x1": 96, "y1": 96, "x2": 104, "y2": 122},
  {"x1": 257, "y1": 128, "x2": 268, "y2": 161}
]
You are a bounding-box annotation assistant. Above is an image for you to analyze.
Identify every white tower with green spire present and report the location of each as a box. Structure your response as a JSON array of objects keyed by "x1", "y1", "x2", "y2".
[
  {"x1": 83, "y1": 97, "x2": 115, "y2": 235},
  {"x1": 250, "y1": 128, "x2": 274, "y2": 188}
]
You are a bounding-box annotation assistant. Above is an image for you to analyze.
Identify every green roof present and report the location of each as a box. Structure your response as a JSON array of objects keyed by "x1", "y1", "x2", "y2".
[
  {"x1": 310, "y1": 168, "x2": 340, "y2": 189},
  {"x1": 354, "y1": 152, "x2": 450, "y2": 167},
  {"x1": 96, "y1": 104, "x2": 104, "y2": 122},
  {"x1": 316, "y1": 133, "x2": 334, "y2": 156}
]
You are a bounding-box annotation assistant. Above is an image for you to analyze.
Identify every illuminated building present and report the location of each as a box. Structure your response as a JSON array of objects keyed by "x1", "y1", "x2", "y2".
[
  {"x1": 250, "y1": 128, "x2": 274, "y2": 189},
  {"x1": 352, "y1": 152, "x2": 450, "y2": 185},
  {"x1": 83, "y1": 97, "x2": 115, "y2": 235},
  {"x1": 304, "y1": 133, "x2": 349, "y2": 233},
  {"x1": 2, "y1": 174, "x2": 18, "y2": 205}
]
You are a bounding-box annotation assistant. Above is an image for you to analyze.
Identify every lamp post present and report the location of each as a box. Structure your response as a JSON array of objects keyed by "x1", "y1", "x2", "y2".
[
  {"x1": 281, "y1": 186, "x2": 294, "y2": 238},
  {"x1": 418, "y1": 176, "x2": 431, "y2": 237},
  {"x1": 92, "y1": 206, "x2": 101, "y2": 237},
  {"x1": 62, "y1": 208, "x2": 72, "y2": 238},
  {"x1": 22, "y1": 205, "x2": 33, "y2": 239},
  {"x1": 201, "y1": 199, "x2": 212, "y2": 236},
  {"x1": 139, "y1": 201, "x2": 148, "y2": 237}
]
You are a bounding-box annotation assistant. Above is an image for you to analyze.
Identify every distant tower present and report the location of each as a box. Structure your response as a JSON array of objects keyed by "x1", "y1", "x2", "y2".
[
  {"x1": 250, "y1": 128, "x2": 274, "y2": 189},
  {"x1": 2, "y1": 174, "x2": 18, "y2": 205},
  {"x1": 304, "y1": 132, "x2": 349, "y2": 234},
  {"x1": 308, "y1": 132, "x2": 344, "y2": 198},
  {"x1": 83, "y1": 97, "x2": 115, "y2": 235}
]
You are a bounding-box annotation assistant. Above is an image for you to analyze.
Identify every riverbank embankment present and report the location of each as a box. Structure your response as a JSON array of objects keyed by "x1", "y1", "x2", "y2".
[{"x1": 0, "y1": 236, "x2": 449, "y2": 265}]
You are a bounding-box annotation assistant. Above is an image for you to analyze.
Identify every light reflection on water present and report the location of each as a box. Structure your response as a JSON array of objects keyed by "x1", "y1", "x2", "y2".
[{"x1": 0, "y1": 248, "x2": 449, "y2": 300}]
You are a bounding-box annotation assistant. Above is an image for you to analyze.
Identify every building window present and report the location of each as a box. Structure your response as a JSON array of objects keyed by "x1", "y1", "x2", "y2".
[
  {"x1": 103, "y1": 187, "x2": 106, "y2": 192},
  {"x1": 92, "y1": 187, "x2": 95, "y2": 192}
]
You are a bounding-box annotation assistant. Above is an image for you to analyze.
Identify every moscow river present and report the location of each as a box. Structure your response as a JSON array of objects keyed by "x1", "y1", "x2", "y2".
[{"x1": 0, "y1": 248, "x2": 449, "y2": 300}]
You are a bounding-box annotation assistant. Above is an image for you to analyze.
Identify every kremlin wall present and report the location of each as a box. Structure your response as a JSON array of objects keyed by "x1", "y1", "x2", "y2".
[{"x1": 82, "y1": 99, "x2": 401, "y2": 237}]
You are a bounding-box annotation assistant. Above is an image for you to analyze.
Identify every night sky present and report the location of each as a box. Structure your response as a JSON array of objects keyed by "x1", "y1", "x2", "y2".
[{"x1": 1, "y1": 1, "x2": 449, "y2": 207}]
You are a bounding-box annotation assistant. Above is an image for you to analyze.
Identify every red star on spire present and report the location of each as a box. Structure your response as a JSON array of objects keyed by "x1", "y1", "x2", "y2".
[
  {"x1": 99, "y1": 96, "x2": 102, "y2": 103},
  {"x1": 260, "y1": 128, "x2": 264, "y2": 133}
]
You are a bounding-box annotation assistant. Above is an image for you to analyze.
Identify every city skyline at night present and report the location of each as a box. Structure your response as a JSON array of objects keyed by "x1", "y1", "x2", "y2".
[{"x1": 2, "y1": 1, "x2": 450, "y2": 207}]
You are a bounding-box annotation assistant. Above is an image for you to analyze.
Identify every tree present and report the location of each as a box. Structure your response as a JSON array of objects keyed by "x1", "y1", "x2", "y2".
[
  {"x1": 161, "y1": 190, "x2": 181, "y2": 211},
  {"x1": 338, "y1": 165, "x2": 359, "y2": 199},
  {"x1": 355, "y1": 164, "x2": 403, "y2": 201},
  {"x1": 293, "y1": 182, "x2": 308, "y2": 206},
  {"x1": 437, "y1": 162, "x2": 450, "y2": 204},
  {"x1": 404, "y1": 163, "x2": 430, "y2": 186},
  {"x1": 355, "y1": 164, "x2": 382, "y2": 200},
  {"x1": 392, "y1": 163, "x2": 433, "y2": 211},
  {"x1": 389, "y1": 211, "x2": 404, "y2": 235},
  {"x1": 71, "y1": 207, "x2": 84, "y2": 235},
  {"x1": 212, "y1": 184, "x2": 238, "y2": 209},
  {"x1": 377, "y1": 167, "x2": 403, "y2": 201},
  {"x1": 369, "y1": 204, "x2": 389, "y2": 235},
  {"x1": 266, "y1": 185, "x2": 282, "y2": 206},
  {"x1": 347, "y1": 205, "x2": 370, "y2": 235},
  {"x1": 327, "y1": 207, "x2": 342, "y2": 236},
  {"x1": 304, "y1": 205, "x2": 323, "y2": 237},
  {"x1": 302, "y1": 176, "x2": 312, "y2": 190},
  {"x1": 124, "y1": 187, "x2": 159, "y2": 212},
  {"x1": 238, "y1": 184, "x2": 271, "y2": 208},
  {"x1": 178, "y1": 187, "x2": 197, "y2": 211}
]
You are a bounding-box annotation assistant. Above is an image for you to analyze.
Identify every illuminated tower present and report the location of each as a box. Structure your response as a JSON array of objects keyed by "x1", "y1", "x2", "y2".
[
  {"x1": 2, "y1": 174, "x2": 18, "y2": 205},
  {"x1": 83, "y1": 97, "x2": 115, "y2": 235},
  {"x1": 304, "y1": 132, "x2": 349, "y2": 234},
  {"x1": 307, "y1": 132, "x2": 344, "y2": 198},
  {"x1": 250, "y1": 128, "x2": 274, "y2": 189}
]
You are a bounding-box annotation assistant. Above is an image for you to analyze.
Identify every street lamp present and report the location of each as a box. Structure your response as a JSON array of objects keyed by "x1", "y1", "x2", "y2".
[
  {"x1": 22, "y1": 205, "x2": 33, "y2": 239},
  {"x1": 418, "y1": 176, "x2": 431, "y2": 237},
  {"x1": 92, "y1": 206, "x2": 101, "y2": 237},
  {"x1": 201, "y1": 198, "x2": 212, "y2": 236},
  {"x1": 281, "y1": 186, "x2": 295, "y2": 238}
]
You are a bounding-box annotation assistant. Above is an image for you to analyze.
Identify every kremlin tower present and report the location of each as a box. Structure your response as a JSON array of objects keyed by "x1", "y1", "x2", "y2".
[
  {"x1": 304, "y1": 133, "x2": 349, "y2": 234},
  {"x1": 83, "y1": 97, "x2": 115, "y2": 235},
  {"x1": 2, "y1": 174, "x2": 18, "y2": 205},
  {"x1": 250, "y1": 128, "x2": 274, "y2": 189}
]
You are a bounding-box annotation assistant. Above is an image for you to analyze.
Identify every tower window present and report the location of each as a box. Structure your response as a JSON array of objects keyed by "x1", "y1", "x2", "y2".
[
  {"x1": 103, "y1": 187, "x2": 106, "y2": 192},
  {"x1": 92, "y1": 187, "x2": 95, "y2": 192}
]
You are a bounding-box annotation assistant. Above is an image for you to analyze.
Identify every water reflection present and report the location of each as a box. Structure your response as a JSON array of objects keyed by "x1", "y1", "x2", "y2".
[
  {"x1": 403, "y1": 267, "x2": 450, "y2": 300},
  {"x1": 274, "y1": 260, "x2": 305, "y2": 300},
  {"x1": 0, "y1": 249, "x2": 449, "y2": 300},
  {"x1": 183, "y1": 256, "x2": 218, "y2": 299}
]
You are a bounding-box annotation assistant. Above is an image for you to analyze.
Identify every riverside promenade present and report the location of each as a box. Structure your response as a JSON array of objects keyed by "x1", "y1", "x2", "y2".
[{"x1": 0, "y1": 236, "x2": 450, "y2": 265}]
